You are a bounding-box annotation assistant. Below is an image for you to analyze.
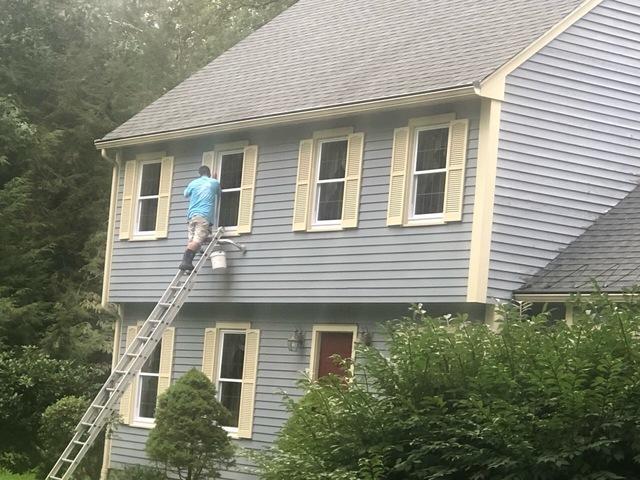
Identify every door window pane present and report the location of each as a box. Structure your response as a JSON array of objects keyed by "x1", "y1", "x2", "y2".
[
  {"x1": 317, "y1": 182, "x2": 345, "y2": 221},
  {"x1": 415, "y1": 128, "x2": 448, "y2": 172},
  {"x1": 318, "y1": 140, "x2": 347, "y2": 180},
  {"x1": 415, "y1": 172, "x2": 446, "y2": 215},
  {"x1": 219, "y1": 382, "x2": 242, "y2": 427},
  {"x1": 140, "y1": 163, "x2": 162, "y2": 196},
  {"x1": 138, "y1": 376, "x2": 159, "y2": 418},
  {"x1": 220, "y1": 333, "x2": 245, "y2": 380}
]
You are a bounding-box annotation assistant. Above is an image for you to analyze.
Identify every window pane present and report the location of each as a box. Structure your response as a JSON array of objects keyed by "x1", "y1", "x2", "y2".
[
  {"x1": 141, "y1": 342, "x2": 162, "y2": 373},
  {"x1": 140, "y1": 163, "x2": 162, "y2": 196},
  {"x1": 317, "y1": 181, "x2": 344, "y2": 221},
  {"x1": 138, "y1": 376, "x2": 159, "y2": 419},
  {"x1": 318, "y1": 140, "x2": 347, "y2": 180},
  {"x1": 138, "y1": 198, "x2": 158, "y2": 232},
  {"x1": 220, "y1": 153, "x2": 244, "y2": 190},
  {"x1": 416, "y1": 128, "x2": 449, "y2": 172},
  {"x1": 415, "y1": 172, "x2": 446, "y2": 215},
  {"x1": 219, "y1": 191, "x2": 240, "y2": 227},
  {"x1": 219, "y1": 381, "x2": 242, "y2": 428},
  {"x1": 220, "y1": 333, "x2": 245, "y2": 380}
]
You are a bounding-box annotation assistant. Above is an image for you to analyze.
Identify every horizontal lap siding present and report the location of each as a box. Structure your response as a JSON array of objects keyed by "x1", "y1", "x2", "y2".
[
  {"x1": 109, "y1": 303, "x2": 403, "y2": 480},
  {"x1": 109, "y1": 104, "x2": 479, "y2": 304},
  {"x1": 488, "y1": 0, "x2": 640, "y2": 299}
]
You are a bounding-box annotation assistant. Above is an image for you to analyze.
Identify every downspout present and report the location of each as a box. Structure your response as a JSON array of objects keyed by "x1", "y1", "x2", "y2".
[{"x1": 99, "y1": 148, "x2": 121, "y2": 480}]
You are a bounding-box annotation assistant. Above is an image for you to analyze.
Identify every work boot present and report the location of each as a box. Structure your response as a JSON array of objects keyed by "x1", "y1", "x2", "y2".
[{"x1": 179, "y1": 249, "x2": 196, "y2": 271}]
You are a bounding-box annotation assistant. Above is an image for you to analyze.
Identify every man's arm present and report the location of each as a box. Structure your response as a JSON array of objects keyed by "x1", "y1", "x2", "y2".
[{"x1": 184, "y1": 182, "x2": 192, "y2": 198}]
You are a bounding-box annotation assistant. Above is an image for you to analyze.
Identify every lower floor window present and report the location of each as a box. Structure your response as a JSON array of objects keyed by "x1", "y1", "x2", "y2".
[
  {"x1": 217, "y1": 331, "x2": 246, "y2": 429},
  {"x1": 135, "y1": 342, "x2": 162, "y2": 421}
]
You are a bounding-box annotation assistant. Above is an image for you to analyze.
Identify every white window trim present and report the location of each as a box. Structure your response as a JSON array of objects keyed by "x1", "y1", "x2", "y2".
[
  {"x1": 308, "y1": 324, "x2": 358, "y2": 381},
  {"x1": 133, "y1": 158, "x2": 162, "y2": 237},
  {"x1": 408, "y1": 124, "x2": 450, "y2": 222},
  {"x1": 215, "y1": 149, "x2": 245, "y2": 233},
  {"x1": 216, "y1": 329, "x2": 247, "y2": 434},
  {"x1": 311, "y1": 137, "x2": 348, "y2": 227}
]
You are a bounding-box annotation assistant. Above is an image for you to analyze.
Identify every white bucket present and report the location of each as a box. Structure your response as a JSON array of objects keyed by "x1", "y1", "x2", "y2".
[{"x1": 210, "y1": 250, "x2": 227, "y2": 271}]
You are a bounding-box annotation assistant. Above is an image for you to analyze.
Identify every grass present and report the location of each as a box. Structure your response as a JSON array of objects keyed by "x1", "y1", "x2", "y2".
[{"x1": 0, "y1": 470, "x2": 36, "y2": 480}]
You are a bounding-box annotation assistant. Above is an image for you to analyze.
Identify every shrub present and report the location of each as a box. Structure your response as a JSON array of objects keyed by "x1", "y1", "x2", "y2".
[
  {"x1": 36, "y1": 396, "x2": 103, "y2": 479},
  {"x1": 146, "y1": 369, "x2": 235, "y2": 480},
  {"x1": 258, "y1": 294, "x2": 640, "y2": 480},
  {"x1": 108, "y1": 465, "x2": 166, "y2": 480},
  {"x1": 0, "y1": 347, "x2": 103, "y2": 473}
]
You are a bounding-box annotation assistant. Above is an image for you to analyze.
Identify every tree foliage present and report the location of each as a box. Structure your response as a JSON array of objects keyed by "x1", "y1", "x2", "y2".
[
  {"x1": 146, "y1": 369, "x2": 235, "y2": 480},
  {"x1": 258, "y1": 294, "x2": 640, "y2": 480}
]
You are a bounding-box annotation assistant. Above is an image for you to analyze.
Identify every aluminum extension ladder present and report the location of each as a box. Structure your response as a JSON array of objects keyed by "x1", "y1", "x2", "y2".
[{"x1": 47, "y1": 227, "x2": 242, "y2": 480}]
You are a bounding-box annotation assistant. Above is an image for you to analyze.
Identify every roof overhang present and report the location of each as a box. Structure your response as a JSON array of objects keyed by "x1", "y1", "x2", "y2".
[{"x1": 95, "y1": 85, "x2": 478, "y2": 150}]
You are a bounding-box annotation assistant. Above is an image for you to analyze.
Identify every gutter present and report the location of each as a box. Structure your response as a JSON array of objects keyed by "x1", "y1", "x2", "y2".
[{"x1": 94, "y1": 85, "x2": 478, "y2": 149}]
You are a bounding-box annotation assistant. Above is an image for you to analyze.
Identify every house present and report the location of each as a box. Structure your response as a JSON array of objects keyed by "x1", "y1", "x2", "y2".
[{"x1": 94, "y1": 0, "x2": 640, "y2": 478}]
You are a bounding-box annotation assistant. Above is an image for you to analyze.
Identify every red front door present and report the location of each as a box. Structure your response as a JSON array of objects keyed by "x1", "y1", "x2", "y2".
[{"x1": 317, "y1": 332, "x2": 353, "y2": 379}]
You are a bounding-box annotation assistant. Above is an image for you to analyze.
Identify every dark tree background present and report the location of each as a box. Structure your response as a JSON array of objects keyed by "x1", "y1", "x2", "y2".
[{"x1": 0, "y1": 0, "x2": 294, "y2": 471}]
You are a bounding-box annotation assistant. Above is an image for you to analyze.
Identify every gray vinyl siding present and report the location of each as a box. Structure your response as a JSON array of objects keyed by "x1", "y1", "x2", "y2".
[
  {"x1": 108, "y1": 102, "x2": 480, "y2": 304},
  {"x1": 488, "y1": 0, "x2": 640, "y2": 299},
  {"x1": 108, "y1": 303, "x2": 408, "y2": 479}
]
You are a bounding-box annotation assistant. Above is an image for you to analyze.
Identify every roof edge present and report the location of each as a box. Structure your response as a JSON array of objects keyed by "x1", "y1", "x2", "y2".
[
  {"x1": 95, "y1": 85, "x2": 477, "y2": 150},
  {"x1": 479, "y1": 0, "x2": 604, "y2": 100}
]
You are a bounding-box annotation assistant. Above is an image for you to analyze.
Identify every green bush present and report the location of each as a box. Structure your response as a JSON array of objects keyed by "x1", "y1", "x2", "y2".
[
  {"x1": 258, "y1": 294, "x2": 640, "y2": 480},
  {"x1": 36, "y1": 396, "x2": 103, "y2": 479},
  {"x1": 0, "y1": 347, "x2": 103, "y2": 473},
  {"x1": 108, "y1": 465, "x2": 166, "y2": 480},
  {"x1": 146, "y1": 369, "x2": 235, "y2": 480}
]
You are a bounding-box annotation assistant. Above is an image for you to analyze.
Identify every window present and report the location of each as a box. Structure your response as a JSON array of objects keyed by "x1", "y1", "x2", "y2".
[
  {"x1": 314, "y1": 139, "x2": 348, "y2": 224},
  {"x1": 386, "y1": 116, "x2": 468, "y2": 227},
  {"x1": 217, "y1": 151, "x2": 244, "y2": 229},
  {"x1": 310, "y1": 325, "x2": 357, "y2": 381},
  {"x1": 135, "y1": 161, "x2": 162, "y2": 234},
  {"x1": 292, "y1": 129, "x2": 365, "y2": 232},
  {"x1": 134, "y1": 341, "x2": 162, "y2": 422},
  {"x1": 217, "y1": 331, "x2": 246, "y2": 430},
  {"x1": 410, "y1": 127, "x2": 449, "y2": 218}
]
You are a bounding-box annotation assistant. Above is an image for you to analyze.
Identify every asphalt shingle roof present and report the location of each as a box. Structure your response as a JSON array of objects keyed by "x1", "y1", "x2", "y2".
[
  {"x1": 520, "y1": 184, "x2": 640, "y2": 294},
  {"x1": 100, "y1": 0, "x2": 584, "y2": 143}
]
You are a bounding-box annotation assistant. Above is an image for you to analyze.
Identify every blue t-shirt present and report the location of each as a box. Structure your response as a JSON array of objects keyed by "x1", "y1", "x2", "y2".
[{"x1": 184, "y1": 176, "x2": 221, "y2": 224}]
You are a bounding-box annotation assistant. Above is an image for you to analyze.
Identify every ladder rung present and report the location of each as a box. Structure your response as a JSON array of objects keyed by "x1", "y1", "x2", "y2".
[
  {"x1": 137, "y1": 336, "x2": 150, "y2": 341},
  {"x1": 159, "y1": 302, "x2": 172, "y2": 308},
  {"x1": 50, "y1": 476, "x2": 63, "y2": 480},
  {"x1": 61, "y1": 458, "x2": 74, "y2": 463},
  {"x1": 80, "y1": 422, "x2": 93, "y2": 427},
  {"x1": 170, "y1": 285, "x2": 182, "y2": 290},
  {"x1": 73, "y1": 440, "x2": 86, "y2": 445},
  {"x1": 90, "y1": 404, "x2": 104, "y2": 409}
]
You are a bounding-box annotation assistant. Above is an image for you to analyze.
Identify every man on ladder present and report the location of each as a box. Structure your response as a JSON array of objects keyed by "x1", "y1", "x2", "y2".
[{"x1": 180, "y1": 165, "x2": 221, "y2": 271}]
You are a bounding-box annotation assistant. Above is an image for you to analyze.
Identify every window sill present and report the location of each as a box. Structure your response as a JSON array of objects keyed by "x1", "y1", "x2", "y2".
[
  {"x1": 128, "y1": 234, "x2": 159, "y2": 242},
  {"x1": 307, "y1": 224, "x2": 343, "y2": 232},
  {"x1": 403, "y1": 217, "x2": 446, "y2": 227},
  {"x1": 130, "y1": 420, "x2": 155, "y2": 429},
  {"x1": 221, "y1": 230, "x2": 240, "y2": 237}
]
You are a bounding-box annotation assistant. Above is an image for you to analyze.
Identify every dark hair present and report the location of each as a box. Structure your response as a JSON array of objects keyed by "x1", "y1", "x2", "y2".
[{"x1": 198, "y1": 165, "x2": 211, "y2": 177}]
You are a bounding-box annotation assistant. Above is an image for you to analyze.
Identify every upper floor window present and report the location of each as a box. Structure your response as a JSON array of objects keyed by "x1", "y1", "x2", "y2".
[
  {"x1": 119, "y1": 154, "x2": 174, "y2": 241},
  {"x1": 293, "y1": 128, "x2": 365, "y2": 232},
  {"x1": 387, "y1": 115, "x2": 469, "y2": 227},
  {"x1": 314, "y1": 139, "x2": 348, "y2": 225},
  {"x1": 411, "y1": 126, "x2": 449, "y2": 219},
  {"x1": 217, "y1": 151, "x2": 244, "y2": 230},
  {"x1": 135, "y1": 161, "x2": 162, "y2": 234}
]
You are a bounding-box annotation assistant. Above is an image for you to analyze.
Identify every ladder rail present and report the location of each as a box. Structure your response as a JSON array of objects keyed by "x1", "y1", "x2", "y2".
[{"x1": 46, "y1": 228, "x2": 227, "y2": 480}]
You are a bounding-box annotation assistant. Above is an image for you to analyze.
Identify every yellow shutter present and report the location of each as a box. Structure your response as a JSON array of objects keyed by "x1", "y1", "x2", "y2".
[
  {"x1": 119, "y1": 161, "x2": 137, "y2": 240},
  {"x1": 292, "y1": 139, "x2": 314, "y2": 232},
  {"x1": 157, "y1": 327, "x2": 175, "y2": 397},
  {"x1": 386, "y1": 128, "x2": 411, "y2": 226},
  {"x1": 154, "y1": 156, "x2": 174, "y2": 238},
  {"x1": 341, "y1": 133, "x2": 365, "y2": 229},
  {"x1": 237, "y1": 329, "x2": 260, "y2": 439},
  {"x1": 443, "y1": 119, "x2": 469, "y2": 222},
  {"x1": 201, "y1": 328, "x2": 218, "y2": 382},
  {"x1": 202, "y1": 151, "x2": 217, "y2": 173},
  {"x1": 237, "y1": 146, "x2": 258, "y2": 234},
  {"x1": 119, "y1": 326, "x2": 138, "y2": 424}
]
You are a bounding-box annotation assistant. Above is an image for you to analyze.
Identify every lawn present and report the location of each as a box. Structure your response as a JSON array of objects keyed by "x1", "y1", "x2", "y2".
[{"x1": 0, "y1": 471, "x2": 36, "y2": 480}]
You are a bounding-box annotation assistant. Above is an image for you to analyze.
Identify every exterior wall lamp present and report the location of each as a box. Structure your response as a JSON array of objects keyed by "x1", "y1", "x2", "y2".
[
  {"x1": 287, "y1": 329, "x2": 305, "y2": 352},
  {"x1": 358, "y1": 329, "x2": 373, "y2": 347}
]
